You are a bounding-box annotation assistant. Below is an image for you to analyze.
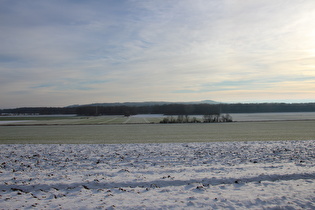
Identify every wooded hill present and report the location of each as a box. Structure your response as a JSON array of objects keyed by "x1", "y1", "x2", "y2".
[{"x1": 1, "y1": 102, "x2": 315, "y2": 116}]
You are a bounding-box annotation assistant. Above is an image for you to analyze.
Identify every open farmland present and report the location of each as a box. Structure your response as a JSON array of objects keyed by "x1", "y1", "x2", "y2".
[
  {"x1": 1, "y1": 113, "x2": 315, "y2": 209},
  {"x1": 0, "y1": 120, "x2": 315, "y2": 144},
  {"x1": 2, "y1": 112, "x2": 315, "y2": 126},
  {"x1": 0, "y1": 114, "x2": 164, "y2": 126},
  {"x1": 1, "y1": 141, "x2": 315, "y2": 209}
]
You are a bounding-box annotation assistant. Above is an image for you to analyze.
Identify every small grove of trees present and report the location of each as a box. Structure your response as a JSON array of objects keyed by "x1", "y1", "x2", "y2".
[
  {"x1": 203, "y1": 113, "x2": 233, "y2": 123},
  {"x1": 160, "y1": 114, "x2": 232, "y2": 124},
  {"x1": 160, "y1": 115, "x2": 201, "y2": 123}
]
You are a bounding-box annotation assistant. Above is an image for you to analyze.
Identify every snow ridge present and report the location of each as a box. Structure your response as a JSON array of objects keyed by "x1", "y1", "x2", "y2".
[{"x1": 2, "y1": 171, "x2": 315, "y2": 192}]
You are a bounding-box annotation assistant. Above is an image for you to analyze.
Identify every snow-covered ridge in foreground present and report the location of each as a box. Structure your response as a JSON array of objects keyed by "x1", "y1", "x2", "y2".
[{"x1": 1, "y1": 141, "x2": 315, "y2": 209}]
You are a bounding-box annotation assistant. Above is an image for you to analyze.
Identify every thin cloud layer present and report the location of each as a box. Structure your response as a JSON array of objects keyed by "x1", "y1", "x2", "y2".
[{"x1": 1, "y1": 0, "x2": 315, "y2": 107}]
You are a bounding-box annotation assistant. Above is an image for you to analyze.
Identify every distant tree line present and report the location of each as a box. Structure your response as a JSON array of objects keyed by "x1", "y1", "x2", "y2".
[
  {"x1": 1, "y1": 103, "x2": 315, "y2": 116},
  {"x1": 76, "y1": 104, "x2": 222, "y2": 116},
  {"x1": 0, "y1": 107, "x2": 77, "y2": 115}
]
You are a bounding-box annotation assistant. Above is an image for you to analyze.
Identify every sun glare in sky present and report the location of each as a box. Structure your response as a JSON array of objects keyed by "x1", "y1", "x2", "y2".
[{"x1": 0, "y1": 0, "x2": 315, "y2": 108}]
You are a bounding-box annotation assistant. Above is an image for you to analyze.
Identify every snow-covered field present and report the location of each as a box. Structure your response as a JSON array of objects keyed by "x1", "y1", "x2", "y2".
[{"x1": 1, "y1": 140, "x2": 315, "y2": 209}]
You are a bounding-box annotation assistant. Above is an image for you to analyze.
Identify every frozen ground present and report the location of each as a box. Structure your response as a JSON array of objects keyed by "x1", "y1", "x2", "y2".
[{"x1": 1, "y1": 140, "x2": 315, "y2": 209}]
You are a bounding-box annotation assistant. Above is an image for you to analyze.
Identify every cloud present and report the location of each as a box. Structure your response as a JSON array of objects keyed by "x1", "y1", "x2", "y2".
[
  {"x1": 31, "y1": 79, "x2": 112, "y2": 91},
  {"x1": 1, "y1": 0, "x2": 315, "y2": 107}
]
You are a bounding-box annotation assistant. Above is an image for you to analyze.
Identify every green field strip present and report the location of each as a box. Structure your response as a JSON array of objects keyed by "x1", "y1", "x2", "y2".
[
  {"x1": 1, "y1": 121, "x2": 315, "y2": 144},
  {"x1": 88, "y1": 117, "x2": 117, "y2": 124},
  {"x1": 108, "y1": 117, "x2": 128, "y2": 124},
  {"x1": 124, "y1": 117, "x2": 149, "y2": 124},
  {"x1": 74, "y1": 117, "x2": 109, "y2": 124},
  {"x1": 146, "y1": 117, "x2": 164, "y2": 123},
  {"x1": 102, "y1": 117, "x2": 118, "y2": 123},
  {"x1": 123, "y1": 117, "x2": 132, "y2": 124},
  {"x1": 143, "y1": 118, "x2": 149, "y2": 123}
]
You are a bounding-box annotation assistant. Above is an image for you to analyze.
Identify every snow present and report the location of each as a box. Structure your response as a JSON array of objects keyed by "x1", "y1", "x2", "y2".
[{"x1": 1, "y1": 140, "x2": 315, "y2": 209}]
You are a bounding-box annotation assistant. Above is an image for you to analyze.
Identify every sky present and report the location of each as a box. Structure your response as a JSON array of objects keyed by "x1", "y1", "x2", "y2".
[{"x1": 1, "y1": 0, "x2": 315, "y2": 108}]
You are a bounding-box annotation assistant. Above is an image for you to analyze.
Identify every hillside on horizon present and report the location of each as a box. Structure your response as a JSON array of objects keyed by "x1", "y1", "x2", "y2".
[
  {"x1": 67, "y1": 100, "x2": 220, "y2": 107},
  {"x1": 2, "y1": 101, "x2": 315, "y2": 116}
]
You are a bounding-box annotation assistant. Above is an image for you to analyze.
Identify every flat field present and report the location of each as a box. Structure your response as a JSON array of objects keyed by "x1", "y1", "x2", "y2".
[
  {"x1": 1, "y1": 112, "x2": 315, "y2": 144},
  {"x1": 2, "y1": 112, "x2": 315, "y2": 126},
  {"x1": 1, "y1": 141, "x2": 314, "y2": 209},
  {"x1": 1, "y1": 113, "x2": 315, "y2": 209},
  {"x1": 0, "y1": 114, "x2": 164, "y2": 125},
  {"x1": 0, "y1": 120, "x2": 315, "y2": 144}
]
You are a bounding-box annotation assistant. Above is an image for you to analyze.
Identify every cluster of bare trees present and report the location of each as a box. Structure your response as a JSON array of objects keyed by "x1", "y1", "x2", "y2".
[
  {"x1": 160, "y1": 114, "x2": 232, "y2": 124},
  {"x1": 203, "y1": 113, "x2": 233, "y2": 123}
]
